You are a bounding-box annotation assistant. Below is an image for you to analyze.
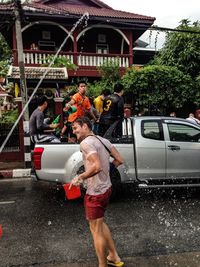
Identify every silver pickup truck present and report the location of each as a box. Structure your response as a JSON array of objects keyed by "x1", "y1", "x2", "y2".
[{"x1": 33, "y1": 116, "x2": 200, "y2": 189}]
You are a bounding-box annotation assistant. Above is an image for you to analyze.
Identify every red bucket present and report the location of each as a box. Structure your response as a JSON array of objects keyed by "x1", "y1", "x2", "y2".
[
  {"x1": 63, "y1": 183, "x2": 81, "y2": 200},
  {"x1": 0, "y1": 225, "x2": 2, "y2": 238}
]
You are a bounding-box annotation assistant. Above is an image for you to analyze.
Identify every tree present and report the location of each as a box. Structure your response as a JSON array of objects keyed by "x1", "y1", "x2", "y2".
[
  {"x1": 0, "y1": 33, "x2": 11, "y2": 77},
  {"x1": 195, "y1": 74, "x2": 200, "y2": 105},
  {"x1": 122, "y1": 65, "x2": 196, "y2": 115},
  {"x1": 87, "y1": 81, "x2": 104, "y2": 97},
  {"x1": 87, "y1": 59, "x2": 121, "y2": 97},
  {"x1": 0, "y1": 60, "x2": 10, "y2": 77},
  {"x1": 42, "y1": 55, "x2": 76, "y2": 70},
  {"x1": 98, "y1": 58, "x2": 121, "y2": 86},
  {"x1": 0, "y1": 33, "x2": 11, "y2": 61},
  {"x1": 153, "y1": 20, "x2": 200, "y2": 79}
]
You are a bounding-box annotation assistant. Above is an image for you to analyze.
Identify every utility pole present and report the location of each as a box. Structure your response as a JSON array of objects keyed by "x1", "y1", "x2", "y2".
[{"x1": 14, "y1": 0, "x2": 32, "y2": 169}]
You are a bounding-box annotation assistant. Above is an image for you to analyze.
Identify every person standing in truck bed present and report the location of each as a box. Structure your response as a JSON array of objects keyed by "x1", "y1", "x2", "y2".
[
  {"x1": 93, "y1": 89, "x2": 111, "y2": 114},
  {"x1": 98, "y1": 83, "x2": 124, "y2": 137},
  {"x1": 63, "y1": 80, "x2": 97, "y2": 141}
]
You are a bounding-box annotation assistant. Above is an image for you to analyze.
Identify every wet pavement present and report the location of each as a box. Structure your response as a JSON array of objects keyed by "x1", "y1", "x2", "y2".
[
  {"x1": 1, "y1": 179, "x2": 200, "y2": 267},
  {"x1": 41, "y1": 251, "x2": 200, "y2": 267}
]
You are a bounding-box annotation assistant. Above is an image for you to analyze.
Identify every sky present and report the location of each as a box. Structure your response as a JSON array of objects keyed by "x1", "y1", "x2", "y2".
[{"x1": 102, "y1": 0, "x2": 200, "y2": 48}]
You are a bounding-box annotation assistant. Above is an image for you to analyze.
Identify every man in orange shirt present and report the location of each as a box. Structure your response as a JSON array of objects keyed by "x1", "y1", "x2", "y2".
[{"x1": 63, "y1": 81, "x2": 97, "y2": 141}]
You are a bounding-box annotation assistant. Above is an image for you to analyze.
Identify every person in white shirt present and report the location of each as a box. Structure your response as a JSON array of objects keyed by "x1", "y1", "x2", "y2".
[
  {"x1": 70, "y1": 117, "x2": 124, "y2": 267},
  {"x1": 186, "y1": 113, "x2": 200, "y2": 125}
]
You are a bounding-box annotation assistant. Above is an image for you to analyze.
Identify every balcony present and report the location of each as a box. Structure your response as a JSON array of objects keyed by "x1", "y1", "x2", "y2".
[{"x1": 13, "y1": 49, "x2": 131, "y2": 77}]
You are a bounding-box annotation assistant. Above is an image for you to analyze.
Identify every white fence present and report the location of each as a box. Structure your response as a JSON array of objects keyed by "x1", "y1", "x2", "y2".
[
  {"x1": 23, "y1": 52, "x2": 129, "y2": 67},
  {"x1": 23, "y1": 52, "x2": 73, "y2": 65}
]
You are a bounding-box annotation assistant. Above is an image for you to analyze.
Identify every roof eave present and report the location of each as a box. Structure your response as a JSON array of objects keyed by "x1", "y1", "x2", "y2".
[{"x1": 23, "y1": 10, "x2": 155, "y2": 25}]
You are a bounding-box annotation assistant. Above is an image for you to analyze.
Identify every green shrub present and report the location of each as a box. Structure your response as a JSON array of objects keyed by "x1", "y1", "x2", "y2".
[{"x1": 1, "y1": 109, "x2": 18, "y2": 124}]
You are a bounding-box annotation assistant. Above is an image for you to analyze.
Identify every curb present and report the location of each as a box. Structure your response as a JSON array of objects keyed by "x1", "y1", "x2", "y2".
[{"x1": 0, "y1": 168, "x2": 31, "y2": 179}]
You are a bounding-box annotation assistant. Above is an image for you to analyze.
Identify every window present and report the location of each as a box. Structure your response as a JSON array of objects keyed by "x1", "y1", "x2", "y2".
[
  {"x1": 38, "y1": 41, "x2": 55, "y2": 51},
  {"x1": 167, "y1": 123, "x2": 200, "y2": 142},
  {"x1": 104, "y1": 119, "x2": 133, "y2": 143},
  {"x1": 141, "y1": 121, "x2": 163, "y2": 140},
  {"x1": 42, "y1": 31, "x2": 51, "y2": 40},
  {"x1": 98, "y1": 34, "x2": 106, "y2": 43},
  {"x1": 38, "y1": 41, "x2": 55, "y2": 47}
]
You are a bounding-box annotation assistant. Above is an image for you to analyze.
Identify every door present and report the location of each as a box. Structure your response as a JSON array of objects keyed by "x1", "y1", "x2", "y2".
[
  {"x1": 135, "y1": 119, "x2": 166, "y2": 180},
  {"x1": 104, "y1": 119, "x2": 135, "y2": 182},
  {"x1": 166, "y1": 122, "x2": 200, "y2": 178}
]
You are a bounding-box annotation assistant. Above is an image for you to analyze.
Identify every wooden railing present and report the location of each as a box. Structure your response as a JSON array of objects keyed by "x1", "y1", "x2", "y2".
[
  {"x1": 23, "y1": 51, "x2": 74, "y2": 65},
  {"x1": 20, "y1": 50, "x2": 130, "y2": 68},
  {"x1": 77, "y1": 53, "x2": 129, "y2": 67}
]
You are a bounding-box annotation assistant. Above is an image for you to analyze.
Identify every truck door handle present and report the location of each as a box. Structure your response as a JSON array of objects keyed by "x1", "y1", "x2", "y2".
[{"x1": 168, "y1": 145, "x2": 180, "y2": 151}]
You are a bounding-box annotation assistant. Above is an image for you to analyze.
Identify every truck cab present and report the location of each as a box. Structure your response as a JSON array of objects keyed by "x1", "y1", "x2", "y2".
[{"x1": 105, "y1": 117, "x2": 200, "y2": 187}]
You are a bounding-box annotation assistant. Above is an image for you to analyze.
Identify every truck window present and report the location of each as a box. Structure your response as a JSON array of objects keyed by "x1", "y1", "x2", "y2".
[
  {"x1": 167, "y1": 123, "x2": 200, "y2": 142},
  {"x1": 104, "y1": 119, "x2": 133, "y2": 143},
  {"x1": 141, "y1": 121, "x2": 163, "y2": 140}
]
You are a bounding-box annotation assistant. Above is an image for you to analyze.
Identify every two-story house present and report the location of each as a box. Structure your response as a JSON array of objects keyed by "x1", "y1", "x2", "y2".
[
  {"x1": 0, "y1": 0, "x2": 155, "y2": 83},
  {"x1": 0, "y1": 0, "x2": 155, "y2": 162},
  {"x1": 0, "y1": 0, "x2": 155, "y2": 119}
]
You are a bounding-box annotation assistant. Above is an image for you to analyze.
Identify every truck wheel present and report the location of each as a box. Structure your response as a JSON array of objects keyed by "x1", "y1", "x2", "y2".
[{"x1": 110, "y1": 167, "x2": 121, "y2": 201}]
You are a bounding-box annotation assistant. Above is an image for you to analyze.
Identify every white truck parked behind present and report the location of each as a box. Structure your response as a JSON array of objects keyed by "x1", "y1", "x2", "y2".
[{"x1": 32, "y1": 117, "x2": 200, "y2": 192}]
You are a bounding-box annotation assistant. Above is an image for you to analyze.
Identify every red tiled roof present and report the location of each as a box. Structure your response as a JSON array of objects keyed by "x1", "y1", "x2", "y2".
[
  {"x1": 0, "y1": 1, "x2": 64, "y2": 15},
  {"x1": 50, "y1": 5, "x2": 154, "y2": 21},
  {"x1": 88, "y1": 0, "x2": 113, "y2": 9},
  {"x1": 0, "y1": 1, "x2": 155, "y2": 22},
  {"x1": 35, "y1": 0, "x2": 113, "y2": 9},
  {"x1": 23, "y1": 3, "x2": 67, "y2": 15}
]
